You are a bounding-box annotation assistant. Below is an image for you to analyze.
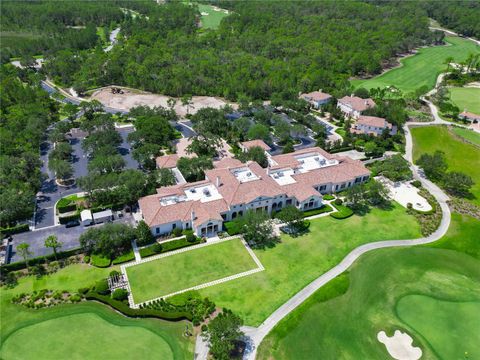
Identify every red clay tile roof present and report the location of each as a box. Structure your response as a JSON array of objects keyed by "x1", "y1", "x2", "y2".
[
  {"x1": 338, "y1": 96, "x2": 376, "y2": 112},
  {"x1": 300, "y1": 91, "x2": 332, "y2": 102},
  {"x1": 240, "y1": 140, "x2": 271, "y2": 151},
  {"x1": 213, "y1": 157, "x2": 244, "y2": 169},
  {"x1": 156, "y1": 154, "x2": 179, "y2": 169},
  {"x1": 460, "y1": 111, "x2": 480, "y2": 121},
  {"x1": 205, "y1": 162, "x2": 285, "y2": 206},
  {"x1": 356, "y1": 115, "x2": 392, "y2": 128}
]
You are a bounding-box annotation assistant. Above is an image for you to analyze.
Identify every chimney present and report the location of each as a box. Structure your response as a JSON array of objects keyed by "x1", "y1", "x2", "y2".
[
  {"x1": 351, "y1": 93, "x2": 354, "y2": 97},
  {"x1": 216, "y1": 176, "x2": 221, "y2": 187},
  {"x1": 365, "y1": 100, "x2": 368, "y2": 106},
  {"x1": 191, "y1": 210, "x2": 195, "y2": 222}
]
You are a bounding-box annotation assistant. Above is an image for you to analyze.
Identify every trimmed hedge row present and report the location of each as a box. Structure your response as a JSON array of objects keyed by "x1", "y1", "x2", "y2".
[
  {"x1": 140, "y1": 238, "x2": 203, "y2": 259},
  {"x1": 302, "y1": 205, "x2": 334, "y2": 218},
  {"x1": 91, "y1": 254, "x2": 111, "y2": 268},
  {"x1": 112, "y1": 250, "x2": 135, "y2": 265},
  {"x1": 1, "y1": 248, "x2": 82, "y2": 271},
  {"x1": 330, "y1": 204, "x2": 354, "y2": 219},
  {"x1": 57, "y1": 203, "x2": 77, "y2": 214},
  {"x1": 323, "y1": 194, "x2": 335, "y2": 200},
  {"x1": 329, "y1": 146, "x2": 354, "y2": 154},
  {"x1": 0, "y1": 223, "x2": 30, "y2": 236},
  {"x1": 85, "y1": 292, "x2": 192, "y2": 321},
  {"x1": 58, "y1": 213, "x2": 80, "y2": 224}
]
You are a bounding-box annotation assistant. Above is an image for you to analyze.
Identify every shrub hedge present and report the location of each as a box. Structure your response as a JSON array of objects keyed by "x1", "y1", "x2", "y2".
[
  {"x1": 112, "y1": 250, "x2": 135, "y2": 265},
  {"x1": 140, "y1": 238, "x2": 203, "y2": 259},
  {"x1": 0, "y1": 223, "x2": 30, "y2": 236},
  {"x1": 57, "y1": 203, "x2": 77, "y2": 214},
  {"x1": 112, "y1": 288, "x2": 128, "y2": 301},
  {"x1": 1, "y1": 248, "x2": 81, "y2": 271},
  {"x1": 85, "y1": 292, "x2": 192, "y2": 321},
  {"x1": 330, "y1": 204, "x2": 354, "y2": 219},
  {"x1": 91, "y1": 254, "x2": 111, "y2": 268},
  {"x1": 56, "y1": 197, "x2": 73, "y2": 208},
  {"x1": 224, "y1": 221, "x2": 242, "y2": 235},
  {"x1": 302, "y1": 205, "x2": 334, "y2": 217},
  {"x1": 58, "y1": 213, "x2": 80, "y2": 224},
  {"x1": 322, "y1": 194, "x2": 335, "y2": 200}
]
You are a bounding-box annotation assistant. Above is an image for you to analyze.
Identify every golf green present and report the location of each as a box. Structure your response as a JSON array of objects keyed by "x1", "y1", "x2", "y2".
[
  {"x1": 257, "y1": 213, "x2": 480, "y2": 359},
  {"x1": 412, "y1": 126, "x2": 480, "y2": 206},
  {"x1": 1, "y1": 312, "x2": 175, "y2": 360},
  {"x1": 127, "y1": 238, "x2": 259, "y2": 303},
  {"x1": 397, "y1": 295, "x2": 480, "y2": 359},
  {"x1": 352, "y1": 37, "x2": 480, "y2": 93},
  {"x1": 0, "y1": 264, "x2": 193, "y2": 359},
  {"x1": 449, "y1": 87, "x2": 480, "y2": 114},
  {"x1": 197, "y1": 3, "x2": 229, "y2": 29}
]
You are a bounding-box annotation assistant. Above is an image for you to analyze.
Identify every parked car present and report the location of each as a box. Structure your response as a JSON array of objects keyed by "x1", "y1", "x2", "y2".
[{"x1": 65, "y1": 220, "x2": 80, "y2": 228}]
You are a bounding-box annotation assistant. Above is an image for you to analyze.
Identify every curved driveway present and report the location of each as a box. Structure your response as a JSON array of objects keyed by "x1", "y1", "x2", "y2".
[{"x1": 236, "y1": 121, "x2": 452, "y2": 360}]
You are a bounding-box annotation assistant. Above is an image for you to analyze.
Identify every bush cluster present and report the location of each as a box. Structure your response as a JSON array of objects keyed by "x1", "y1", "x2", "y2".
[
  {"x1": 91, "y1": 254, "x2": 111, "y2": 268},
  {"x1": 330, "y1": 204, "x2": 354, "y2": 219}
]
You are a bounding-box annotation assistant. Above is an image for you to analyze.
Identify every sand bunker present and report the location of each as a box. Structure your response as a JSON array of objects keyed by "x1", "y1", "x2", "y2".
[
  {"x1": 90, "y1": 86, "x2": 237, "y2": 117},
  {"x1": 377, "y1": 330, "x2": 422, "y2": 360}
]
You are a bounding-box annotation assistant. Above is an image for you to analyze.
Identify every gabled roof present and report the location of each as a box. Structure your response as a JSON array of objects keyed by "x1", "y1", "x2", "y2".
[
  {"x1": 156, "y1": 154, "x2": 179, "y2": 169},
  {"x1": 356, "y1": 115, "x2": 392, "y2": 129},
  {"x1": 240, "y1": 139, "x2": 272, "y2": 151},
  {"x1": 205, "y1": 162, "x2": 285, "y2": 206},
  {"x1": 338, "y1": 96, "x2": 376, "y2": 112}
]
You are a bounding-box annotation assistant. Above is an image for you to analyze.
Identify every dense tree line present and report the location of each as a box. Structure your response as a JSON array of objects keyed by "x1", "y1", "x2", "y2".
[
  {"x1": 0, "y1": 0, "x2": 158, "y2": 61},
  {"x1": 422, "y1": 0, "x2": 480, "y2": 39},
  {"x1": 41, "y1": 1, "x2": 436, "y2": 100},
  {"x1": 0, "y1": 65, "x2": 58, "y2": 226}
]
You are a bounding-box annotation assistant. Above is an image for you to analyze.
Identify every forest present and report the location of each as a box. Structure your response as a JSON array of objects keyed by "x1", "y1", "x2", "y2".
[
  {"x1": 0, "y1": 67, "x2": 58, "y2": 226},
  {"x1": 422, "y1": 0, "x2": 480, "y2": 38},
  {"x1": 0, "y1": 0, "x2": 159, "y2": 61},
  {"x1": 37, "y1": 1, "x2": 438, "y2": 101}
]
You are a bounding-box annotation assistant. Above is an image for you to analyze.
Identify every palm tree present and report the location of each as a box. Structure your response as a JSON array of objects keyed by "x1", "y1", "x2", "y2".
[
  {"x1": 44, "y1": 235, "x2": 63, "y2": 260},
  {"x1": 444, "y1": 56, "x2": 454, "y2": 72},
  {"x1": 17, "y1": 243, "x2": 32, "y2": 271}
]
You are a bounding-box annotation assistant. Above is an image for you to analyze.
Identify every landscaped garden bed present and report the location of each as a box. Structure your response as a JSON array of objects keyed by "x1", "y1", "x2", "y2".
[
  {"x1": 330, "y1": 203, "x2": 354, "y2": 219},
  {"x1": 139, "y1": 237, "x2": 203, "y2": 259},
  {"x1": 302, "y1": 205, "x2": 334, "y2": 217}
]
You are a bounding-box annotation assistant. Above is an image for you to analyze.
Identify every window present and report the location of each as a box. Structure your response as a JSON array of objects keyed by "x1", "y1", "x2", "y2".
[
  {"x1": 156, "y1": 228, "x2": 160, "y2": 234},
  {"x1": 335, "y1": 184, "x2": 339, "y2": 190},
  {"x1": 319, "y1": 185, "x2": 327, "y2": 191},
  {"x1": 340, "y1": 183, "x2": 346, "y2": 189},
  {"x1": 355, "y1": 177, "x2": 361, "y2": 183},
  {"x1": 172, "y1": 223, "x2": 176, "y2": 230},
  {"x1": 363, "y1": 176, "x2": 369, "y2": 181}
]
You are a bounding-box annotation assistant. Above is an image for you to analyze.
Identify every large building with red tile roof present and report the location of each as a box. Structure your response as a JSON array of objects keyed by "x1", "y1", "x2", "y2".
[
  {"x1": 138, "y1": 146, "x2": 370, "y2": 237},
  {"x1": 337, "y1": 95, "x2": 376, "y2": 119},
  {"x1": 350, "y1": 115, "x2": 397, "y2": 136}
]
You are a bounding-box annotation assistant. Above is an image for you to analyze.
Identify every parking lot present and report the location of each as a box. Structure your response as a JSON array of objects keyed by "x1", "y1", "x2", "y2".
[{"x1": 9, "y1": 212, "x2": 137, "y2": 263}]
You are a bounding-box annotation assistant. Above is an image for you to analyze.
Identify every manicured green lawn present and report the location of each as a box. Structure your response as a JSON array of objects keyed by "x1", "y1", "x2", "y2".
[
  {"x1": 397, "y1": 295, "x2": 480, "y2": 359},
  {"x1": 452, "y1": 127, "x2": 480, "y2": 146},
  {"x1": 257, "y1": 213, "x2": 480, "y2": 359},
  {"x1": 412, "y1": 126, "x2": 480, "y2": 206},
  {"x1": 199, "y1": 203, "x2": 421, "y2": 325},
  {"x1": 197, "y1": 3, "x2": 229, "y2": 29},
  {"x1": 127, "y1": 238, "x2": 258, "y2": 303},
  {"x1": 352, "y1": 37, "x2": 480, "y2": 93},
  {"x1": 1, "y1": 310, "x2": 179, "y2": 360},
  {"x1": 449, "y1": 87, "x2": 480, "y2": 114},
  {"x1": 0, "y1": 264, "x2": 193, "y2": 359}
]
